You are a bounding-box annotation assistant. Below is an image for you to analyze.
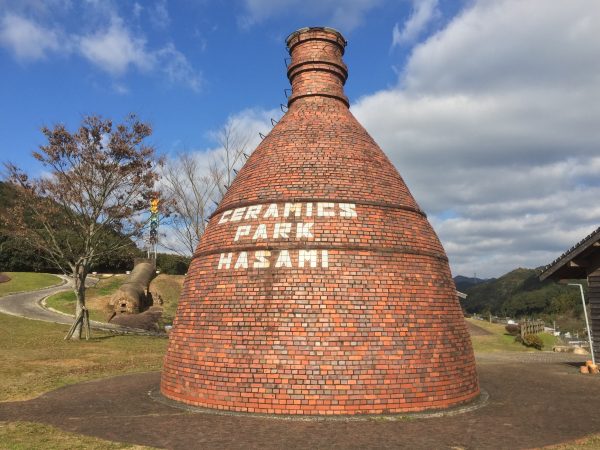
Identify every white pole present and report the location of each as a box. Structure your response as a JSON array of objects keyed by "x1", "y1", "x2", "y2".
[{"x1": 569, "y1": 283, "x2": 594, "y2": 365}]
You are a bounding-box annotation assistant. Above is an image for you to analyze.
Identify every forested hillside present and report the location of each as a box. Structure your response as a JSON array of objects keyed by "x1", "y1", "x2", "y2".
[
  {"x1": 454, "y1": 275, "x2": 490, "y2": 292},
  {"x1": 457, "y1": 268, "x2": 584, "y2": 321}
]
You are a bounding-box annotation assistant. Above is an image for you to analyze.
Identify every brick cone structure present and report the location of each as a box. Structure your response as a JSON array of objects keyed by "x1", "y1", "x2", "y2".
[{"x1": 161, "y1": 27, "x2": 479, "y2": 415}]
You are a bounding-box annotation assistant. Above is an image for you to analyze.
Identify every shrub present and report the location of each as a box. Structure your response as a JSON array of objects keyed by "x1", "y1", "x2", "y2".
[
  {"x1": 505, "y1": 323, "x2": 520, "y2": 336},
  {"x1": 155, "y1": 253, "x2": 190, "y2": 275},
  {"x1": 517, "y1": 333, "x2": 544, "y2": 350}
]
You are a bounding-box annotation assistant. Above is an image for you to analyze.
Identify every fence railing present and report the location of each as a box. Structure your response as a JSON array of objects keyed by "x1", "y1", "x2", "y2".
[{"x1": 520, "y1": 319, "x2": 545, "y2": 338}]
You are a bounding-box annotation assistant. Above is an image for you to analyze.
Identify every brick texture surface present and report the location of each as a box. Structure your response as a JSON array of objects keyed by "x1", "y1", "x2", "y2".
[{"x1": 161, "y1": 27, "x2": 479, "y2": 415}]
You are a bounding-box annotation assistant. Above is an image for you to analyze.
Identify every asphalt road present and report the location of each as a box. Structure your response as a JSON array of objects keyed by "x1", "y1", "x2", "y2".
[{"x1": 0, "y1": 276, "x2": 75, "y2": 325}]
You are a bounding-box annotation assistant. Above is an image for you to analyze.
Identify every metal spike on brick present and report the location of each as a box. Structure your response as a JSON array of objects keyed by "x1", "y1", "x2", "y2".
[{"x1": 160, "y1": 27, "x2": 480, "y2": 415}]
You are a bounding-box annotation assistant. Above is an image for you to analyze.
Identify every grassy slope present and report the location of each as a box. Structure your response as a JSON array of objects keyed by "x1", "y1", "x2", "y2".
[
  {"x1": 150, "y1": 274, "x2": 184, "y2": 324},
  {"x1": 467, "y1": 318, "x2": 559, "y2": 352},
  {"x1": 0, "y1": 272, "x2": 62, "y2": 297},
  {"x1": 45, "y1": 290, "x2": 106, "y2": 322}
]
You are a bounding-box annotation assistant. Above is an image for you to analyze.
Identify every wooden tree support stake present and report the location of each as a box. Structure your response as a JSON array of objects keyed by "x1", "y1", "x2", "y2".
[{"x1": 64, "y1": 307, "x2": 91, "y2": 341}]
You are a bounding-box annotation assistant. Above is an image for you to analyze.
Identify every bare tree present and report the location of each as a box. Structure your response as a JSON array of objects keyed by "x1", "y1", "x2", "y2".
[
  {"x1": 161, "y1": 122, "x2": 252, "y2": 256},
  {"x1": 160, "y1": 153, "x2": 213, "y2": 256},
  {"x1": 211, "y1": 121, "x2": 252, "y2": 200},
  {"x1": 3, "y1": 114, "x2": 160, "y2": 340}
]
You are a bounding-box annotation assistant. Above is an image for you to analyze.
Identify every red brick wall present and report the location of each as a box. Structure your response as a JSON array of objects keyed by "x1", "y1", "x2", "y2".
[{"x1": 161, "y1": 27, "x2": 479, "y2": 415}]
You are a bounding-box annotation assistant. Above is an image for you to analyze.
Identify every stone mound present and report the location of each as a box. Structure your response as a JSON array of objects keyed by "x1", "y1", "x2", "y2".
[{"x1": 109, "y1": 306, "x2": 163, "y2": 332}]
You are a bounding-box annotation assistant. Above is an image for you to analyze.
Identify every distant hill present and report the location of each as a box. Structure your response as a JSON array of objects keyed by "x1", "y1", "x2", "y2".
[
  {"x1": 454, "y1": 275, "x2": 491, "y2": 292},
  {"x1": 459, "y1": 267, "x2": 584, "y2": 320}
]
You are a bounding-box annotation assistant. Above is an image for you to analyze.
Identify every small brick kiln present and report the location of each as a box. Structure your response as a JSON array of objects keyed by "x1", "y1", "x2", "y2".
[{"x1": 161, "y1": 27, "x2": 479, "y2": 415}]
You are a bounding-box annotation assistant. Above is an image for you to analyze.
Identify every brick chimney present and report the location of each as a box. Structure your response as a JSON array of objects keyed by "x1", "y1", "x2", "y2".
[
  {"x1": 286, "y1": 27, "x2": 349, "y2": 107},
  {"x1": 161, "y1": 27, "x2": 480, "y2": 416}
]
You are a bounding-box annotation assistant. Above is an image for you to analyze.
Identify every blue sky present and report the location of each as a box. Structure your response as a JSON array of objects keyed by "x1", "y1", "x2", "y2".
[
  {"x1": 0, "y1": 0, "x2": 458, "y2": 169},
  {"x1": 1, "y1": 0, "x2": 599, "y2": 277}
]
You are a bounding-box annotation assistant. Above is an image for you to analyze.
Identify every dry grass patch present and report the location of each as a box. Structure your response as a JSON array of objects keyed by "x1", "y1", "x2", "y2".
[
  {"x1": 0, "y1": 313, "x2": 167, "y2": 402},
  {"x1": 544, "y1": 434, "x2": 600, "y2": 449},
  {"x1": 0, "y1": 421, "x2": 156, "y2": 449},
  {"x1": 150, "y1": 274, "x2": 184, "y2": 324}
]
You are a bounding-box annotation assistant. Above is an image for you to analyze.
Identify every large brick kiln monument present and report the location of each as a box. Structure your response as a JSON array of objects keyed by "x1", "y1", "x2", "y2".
[{"x1": 161, "y1": 27, "x2": 479, "y2": 415}]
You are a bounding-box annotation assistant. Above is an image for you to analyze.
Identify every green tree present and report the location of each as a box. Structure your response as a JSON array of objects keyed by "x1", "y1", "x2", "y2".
[{"x1": 3, "y1": 115, "x2": 161, "y2": 339}]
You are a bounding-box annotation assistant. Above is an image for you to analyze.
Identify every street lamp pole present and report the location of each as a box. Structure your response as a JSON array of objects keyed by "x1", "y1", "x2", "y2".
[{"x1": 569, "y1": 283, "x2": 595, "y2": 365}]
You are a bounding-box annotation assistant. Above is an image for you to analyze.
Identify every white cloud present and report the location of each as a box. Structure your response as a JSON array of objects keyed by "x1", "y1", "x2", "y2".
[
  {"x1": 163, "y1": 107, "x2": 278, "y2": 191},
  {"x1": 392, "y1": 0, "x2": 439, "y2": 47},
  {"x1": 155, "y1": 43, "x2": 202, "y2": 92},
  {"x1": 1, "y1": 3, "x2": 200, "y2": 92},
  {"x1": 133, "y1": 2, "x2": 143, "y2": 18},
  {"x1": 149, "y1": 0, "x2": 170, "y2": 29},
  {"x1": 112, "y1": 82, "x2": 129, "y2": 94},
  {"x1": 76, "y1": 15, "x2": 201, "y2": 90},
  {"x1": 239, "y1": 0, "x2": 383, "y2": 32},
  {"x1": 0, "y1": 0, "x2": 73, "y2": 17},
  {"x1": 78, "y1": 17, "x2": 153, "y2": 75},
  {"x1": 206, "y1": 107, "x2": 280, "y2": 157},
  {"x1": 352, "y1": 0, "x2": 600, "y2": 277},
  {"x1": 0, "y1": 13, "x2": 63, "y2": 60}
]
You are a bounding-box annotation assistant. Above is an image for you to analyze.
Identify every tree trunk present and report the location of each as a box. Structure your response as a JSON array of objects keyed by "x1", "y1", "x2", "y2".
[{"x1": 69, "y1": 266, "x2": 88, "y2": 340}]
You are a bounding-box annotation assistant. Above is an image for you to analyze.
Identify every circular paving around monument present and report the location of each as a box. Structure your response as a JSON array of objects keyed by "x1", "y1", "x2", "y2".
[
  {"x1": 150, "y1": 387, "x2": 489, "y2": 421},
  {"x1": 1, "y1": 353, "x2": 598, "y2": 449}
]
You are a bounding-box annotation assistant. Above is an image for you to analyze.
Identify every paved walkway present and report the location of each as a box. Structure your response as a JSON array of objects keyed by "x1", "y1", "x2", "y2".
[{"x1": 0, "y1": 352, "x2": 596, "y2": 450}]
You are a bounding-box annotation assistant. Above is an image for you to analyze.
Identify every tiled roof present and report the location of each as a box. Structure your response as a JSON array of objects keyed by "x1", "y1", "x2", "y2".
[{"x1": 540, "y1": 226, "x2": 600, "y2": 279}]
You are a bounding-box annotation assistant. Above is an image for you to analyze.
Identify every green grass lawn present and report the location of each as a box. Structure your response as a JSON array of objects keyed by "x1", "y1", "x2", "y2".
[
  {"x1": 467, "y1": 318, "x2": 559, "y2": 353},
  {"x1": 0, "y1": 272, "x2": 62, "y2": 297},
  {"x1": 44, "y1": 290, "x2": 107, "y2": 322},
  {"x1": 45, "y1": 275, "x2": 126, "y2": 322},
  {"x1": 91, "y1": 275, "x2": 127, "y2": 297}
]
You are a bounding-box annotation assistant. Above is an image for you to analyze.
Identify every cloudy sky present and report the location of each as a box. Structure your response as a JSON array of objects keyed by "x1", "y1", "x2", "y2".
[{"x1": 1, "y1": 0, "x2": 598, "y2": 278}]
